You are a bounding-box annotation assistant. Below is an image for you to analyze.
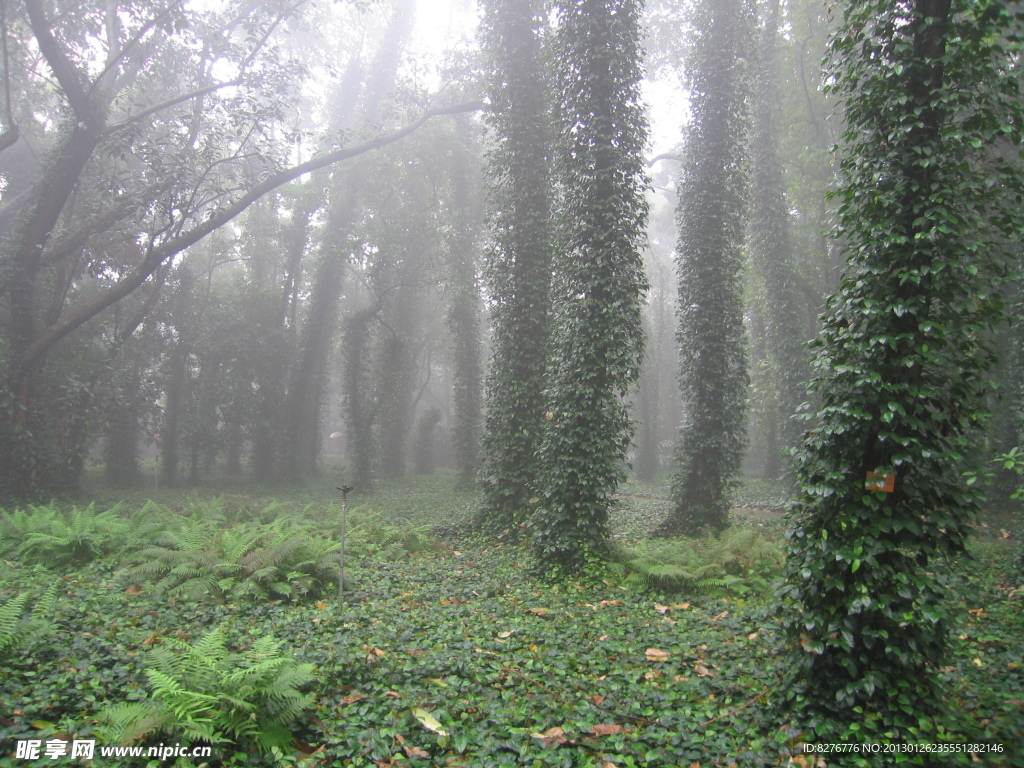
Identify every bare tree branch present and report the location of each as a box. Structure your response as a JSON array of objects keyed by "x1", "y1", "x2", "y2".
[{"x1": 38, "y1": 183, "x2": 166, "y2": 268}]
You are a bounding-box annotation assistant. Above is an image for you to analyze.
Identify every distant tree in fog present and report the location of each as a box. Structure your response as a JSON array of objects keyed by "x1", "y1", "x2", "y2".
[{"x1": 658, "y1": 0, "x2": 754, "y2": 537}]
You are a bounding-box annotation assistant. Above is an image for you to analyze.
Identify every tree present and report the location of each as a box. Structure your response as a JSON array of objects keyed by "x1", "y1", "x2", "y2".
[
  {"x1": 0, "y1": 0, "x2": 478, "y2": 497},
  {"x1": 633, "y1": 260, "x2": 674, "y2": 483},
  {"x1": 745, "y1": 0, "x2": 811, "y2": 483},
  {"x1": 657, "y1": 0, "x2": 754, "y2": 537},
  {"x1": 443, "y1": 118, "x2": 485, "y2": 490},
  {"x1": 531, "y1": 0, "x2": 649, "y2": 573},
  {"x1": 338, "y1": 115, "x2": 472, "y2": 491},
  {"x1": 102, "y1": 311, "x2": 161, "y2": 487},
  {"x1": 413, "y1": 406, "x2": 444, "y2": 475},
  {"x1": 280, "y1": 0, "x2": 417, "y2": 483},
  {"x1": 777, "y1": 0, "x2": 841, "y2": 299},
  {"x1": 245, "y1": 192, "x2": 313, "y2": 480},
  {"x1": 477, "y1": 0, "x2": 553, "y2": 532},
  {"x1": 158, "y1": 267, "x2": 195, "y2": 486},
  {"x1": 781, "y1": 0, "x2": 1024, "y2": 741}
]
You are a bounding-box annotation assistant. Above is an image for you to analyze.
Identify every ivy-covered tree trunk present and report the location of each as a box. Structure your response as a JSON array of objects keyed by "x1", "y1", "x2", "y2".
[
  {"x1": 532, "y1": 0, "x2": 649, "y2": 573},
  {"x1": 477, "y1": 0, "x2": 553, "y2": 532},
  {"x1": 413, "y1": 406, "x2": 443, "y2": 475},
  {"x1": 103, "y1": 360, "x2": 144, "y2": 487},
  {"x1": 250, "y1": 194, "x2": 313, "y2": 481},
  {"x1": 746, "y1": 0, "x2": 809, "y2": 485},
  {"x1": 445, "y1": 118, "x2": 484, "y2": 490},
  {"x1": 186, "y1": 352, "x2": 223, "y2": 485},
  {"x1": 781, "y1": 0, "x2": 1024, "y2": 741},
  {"x1": 342, "y1": 305, "x2": 380, "y2": 493},
  {"x1": 279, "y1": 189, "x2": 356, "y2": 483},
  {"x1": 378, "y1": 253, "x2": 424, "y2": 480},
  {"x1": 657, "y1": 0, "x2": 754, "y2": 537},
  {"x1": 995, "y1": 272, "x2": 1024, "y2": 503}
]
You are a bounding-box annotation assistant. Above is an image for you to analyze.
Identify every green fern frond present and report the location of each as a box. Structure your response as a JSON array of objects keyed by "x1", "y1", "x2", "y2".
[
  {"x1": 14, "y1": 504, "x2": 127, "y2": 565},
  {"x1": 0, "y1": 593, "x2": 30, "y2": 656},
  {"x1": 115, "y1": 626, "x2": 315, "y2": 754},
  {"x1": 268, "y1": 581, "x2": 293, "y2": 598},
  {"x1": 169, "y1": 576, "x2": 220, "y2": 600},
  {"x1": 96, "y1": 702, "x2": 173, "y2": 745},
  {"x1": 0, "y1": 581, "x2": 58, "y2": 659}
]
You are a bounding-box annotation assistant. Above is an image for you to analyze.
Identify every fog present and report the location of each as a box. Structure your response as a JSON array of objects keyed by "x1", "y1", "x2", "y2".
[{"x1": 3, "y1": 0, "x2": 1011, "y2": 511}]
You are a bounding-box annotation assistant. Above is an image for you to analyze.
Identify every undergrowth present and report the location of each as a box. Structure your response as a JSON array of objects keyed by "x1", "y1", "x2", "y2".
[
  {"x1": 0, "y1": 581, "x2": 58, "y2": 662},
  {"x1": 97, "y1": 626, "x2": 314, "y2": 754},
  {"x1": 0, "y1": 475, "x2": 1018, "y2": 767},
  {"x1": 609, "y1": 527, "x2": 785, "y2": 596}
]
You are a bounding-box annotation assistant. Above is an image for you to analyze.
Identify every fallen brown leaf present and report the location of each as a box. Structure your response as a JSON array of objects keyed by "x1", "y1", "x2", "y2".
[{"x1": 591, "y1": 723, "x2": 633, "y2": 736}]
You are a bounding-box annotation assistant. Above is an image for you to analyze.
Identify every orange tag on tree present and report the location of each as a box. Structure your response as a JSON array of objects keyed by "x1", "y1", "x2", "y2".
[{"x1": 865, "y1": 471, "x2": 895, "y2": 492}]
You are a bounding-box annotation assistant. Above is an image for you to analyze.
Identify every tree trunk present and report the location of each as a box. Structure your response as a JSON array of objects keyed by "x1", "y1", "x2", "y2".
[
  {"x1": 445, "y1": 118, "x2": 484, "y2": 489},
  {"x1": 660, "y1": 0, "x2": 754, "y2": 537},
  {"x1": 477, "y1": 0, "x2": 553, "y2": 532},
  {"x1": 279, "y1": 3, "x2": 415, "y2": 482},
  {"x1": 160, "y1": 269, "x2": 194, "y2": 486}
]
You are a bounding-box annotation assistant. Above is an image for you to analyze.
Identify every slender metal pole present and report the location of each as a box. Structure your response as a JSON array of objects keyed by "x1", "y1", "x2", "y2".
[{"x1": 337, "y1": 486, "x2": 352, "y2": 607}]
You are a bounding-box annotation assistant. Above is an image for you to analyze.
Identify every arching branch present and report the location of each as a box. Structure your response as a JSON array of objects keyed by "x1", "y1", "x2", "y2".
[
  {"x1": 18, "y1": 99, "x2": 482, "y2": 370},
  {"x1": 25, "y1": 0, "x2": 99, "y2": 127},
  {"x1": 646, "y1": 151, "x2": 684, "y2": 166}
]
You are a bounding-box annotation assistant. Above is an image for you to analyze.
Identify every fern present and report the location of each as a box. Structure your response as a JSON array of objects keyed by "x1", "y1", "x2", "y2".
[
  {"x1": 0, "y1": 581, "x2": 58, "y2": 660},
  {"x1": 0, "y1": 505, "x2": 58, "y2": 558},
  {"x1": 117, "y1": 502, "x2": 181, "y2": 557},
  {"x1": 343, "y1": 510, "x2": 436, "y2": 560},
  {"x1": 96, "y1": 702, "x2": 173, "y2": 746},
  {"x1": 16, "y1": 503, "x2": 127, "y2": 565},
  {"x1": 610, "y1": 529, "x2": 783, "y2": 596},
  {"x1": 0, "y1": 593, "x2": 30, "y2": 658},
  {"x1": 98, "y1": 626, "x2": 314, "y2": 754},
  {"x1": 615, "y1": 554, "x2": 725, "y2": 591},
  {"x1": 128, "y1": 512, "x2": 339, "y2": 603}
]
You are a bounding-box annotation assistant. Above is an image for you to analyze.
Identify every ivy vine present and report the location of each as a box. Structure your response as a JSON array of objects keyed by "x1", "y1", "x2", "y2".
[{"x1": 780, "y1": 0, "x2": 1024, "y2": 743}]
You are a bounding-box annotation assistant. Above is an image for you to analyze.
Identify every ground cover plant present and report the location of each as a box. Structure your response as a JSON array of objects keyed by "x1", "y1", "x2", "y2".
[
  {"x1": 96, "y1": 626, "x2": 315, "y2": 755},
  {"x1": 0, "y1": 474, "x2": 1020, "y2": 767}
]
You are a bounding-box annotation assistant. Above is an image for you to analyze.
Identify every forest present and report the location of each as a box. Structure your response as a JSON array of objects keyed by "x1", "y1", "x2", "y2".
[{"x1": 1, "y1": 0, "x2": 1023, "y2": 766}]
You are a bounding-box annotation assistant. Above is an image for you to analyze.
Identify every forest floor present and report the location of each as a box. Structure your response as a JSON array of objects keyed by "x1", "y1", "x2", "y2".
[{"x1": 0, "y1": 471, "x2": 1021, "y2": 767}]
